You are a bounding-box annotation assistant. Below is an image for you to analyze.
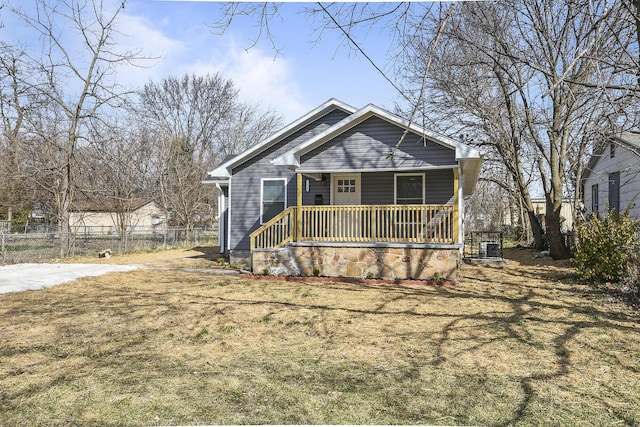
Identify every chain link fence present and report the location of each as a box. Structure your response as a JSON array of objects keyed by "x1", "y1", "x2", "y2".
[{"x1": 0, "y1": 228, "x2": 217, "y2": 264}]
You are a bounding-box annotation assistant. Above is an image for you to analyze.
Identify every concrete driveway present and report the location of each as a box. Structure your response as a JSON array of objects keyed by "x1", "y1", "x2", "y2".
[{"x1": 0, "y1": 263, "x2": 140, "y2": 294}]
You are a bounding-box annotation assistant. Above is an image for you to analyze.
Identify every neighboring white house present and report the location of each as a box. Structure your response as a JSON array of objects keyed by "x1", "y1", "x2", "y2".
[
  {"x1": 70, "y1": 199, "x2": 167, "y2": 234},
  {"x1": 582, "y1": 130, "x2": 640, "y2": 219}
]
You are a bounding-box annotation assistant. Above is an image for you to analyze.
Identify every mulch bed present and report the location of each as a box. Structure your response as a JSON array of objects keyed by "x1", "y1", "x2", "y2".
[{"x1": 239, "y1": 273, "x2": 456, "y2": 286}]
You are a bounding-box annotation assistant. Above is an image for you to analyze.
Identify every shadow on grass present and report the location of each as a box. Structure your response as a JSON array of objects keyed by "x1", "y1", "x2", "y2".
[
  {"x1": 1, "y1": 264, "x2": 639, "y2": 426},
  {"x1": 187, "y1": 245, "x2": 222, "y2": 261}
]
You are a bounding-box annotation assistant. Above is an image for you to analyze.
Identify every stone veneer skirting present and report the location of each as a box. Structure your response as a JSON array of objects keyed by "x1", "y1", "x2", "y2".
[{"x1": 252, "y1": 242, "x2": 461, "y2": 280}]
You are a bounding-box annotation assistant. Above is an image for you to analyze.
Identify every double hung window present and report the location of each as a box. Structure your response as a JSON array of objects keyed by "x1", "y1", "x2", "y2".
[
  {"x1": 261, "y1": 179, "x2": 286, "y2": 223},
  {"x1": 395, "y1": 174, "x2": 424, "y2": 204}
]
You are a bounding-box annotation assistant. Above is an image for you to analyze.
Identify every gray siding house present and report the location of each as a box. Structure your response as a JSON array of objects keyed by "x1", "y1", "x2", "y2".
[
  {"x1": 583, "y1": 131, "x2": 640, "y2": 219},
  {"x1": 205, "y1": 99, "x2": 482, "y2": 280}
]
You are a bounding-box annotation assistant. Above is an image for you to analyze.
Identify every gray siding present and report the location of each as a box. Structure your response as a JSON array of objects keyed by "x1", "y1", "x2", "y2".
[
  {"x1": 229, "y1": 109, "x2": 350, "y2": 252},
  {"x1": 299, "y1": 117, "x2": 456, "y2": 171},
  {"x1": 425, "y1": 169, "x2": 454, "y2": 204},
  {"x1": 302, "y1": 176, "x2": 331, "y2": 206},
  {"x1": 303, "y1": 170, "x2": 454, "y2": 206},
  {"x1": 361, "y1": 172, "x2": 394, "y2": 204}
]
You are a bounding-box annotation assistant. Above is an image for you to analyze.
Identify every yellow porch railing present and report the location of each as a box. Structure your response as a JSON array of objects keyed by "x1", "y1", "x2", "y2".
[
  {"x1": 249, "y1": 206, "x2": 296, "y2": 250},
  {"x1": 250, "y1": 204, "x2": 455, "y2": 250}
]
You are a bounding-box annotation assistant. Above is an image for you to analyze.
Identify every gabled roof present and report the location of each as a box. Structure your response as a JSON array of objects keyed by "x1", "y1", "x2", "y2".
[
  {"x1": 273, "y1": 103, "x2": 480, "y2": 167},
  {"x1": 583, "y1": 130, "x2": 640, "y2": 181},
  {"x1": 204, "y1": 98, "x2": 357, "y2": 183},
  {"x1": 272, "y1": 103, "x2": 482, "y2": 196}
]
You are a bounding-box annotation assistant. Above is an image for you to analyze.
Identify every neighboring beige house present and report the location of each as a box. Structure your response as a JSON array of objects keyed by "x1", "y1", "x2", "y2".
[
  {"x1": 70, "y1": 199, "x2": 166, "y2": 234},
  {"x1": 582, "y1": 130, "x2": 640, "y2": 219},
  {"x1": 500, "y1": 198, "x2": 575, "y2": 238},
  {"x1": 530, "y1": 198, "x2": 575, "y2": 233}
]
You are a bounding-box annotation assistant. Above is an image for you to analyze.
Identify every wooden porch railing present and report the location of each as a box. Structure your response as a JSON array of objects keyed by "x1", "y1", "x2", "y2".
[
  {"x1": 250, "y1": 204, "x2": 455, "y2": 250},
  {"x1": 250, "y1": 206, "x2": 296, "y2": 250},
  {"x1": 300, "y1": 204, "x2": 454, "y2": 243}
]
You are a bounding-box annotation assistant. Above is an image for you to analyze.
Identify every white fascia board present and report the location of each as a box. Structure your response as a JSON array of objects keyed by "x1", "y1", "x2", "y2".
[
  {"x1": 271, "y1": 152, "x2": 299, "y2": 168},
  {"x1": 298, "y1": 165, "x2": 459, "y2": 174},
  {"x1": 273, "y1": 103, "x2": 483, "y2": 168},
  {"x1": 201, "y1": 177, "x2": 230, "y2": 186},
  {"x1": 205, "y1": 166, "x2": 231, "y2": 179},
  {"x1": 206, "y1": 98, "x2": 357, "y2": 176}
]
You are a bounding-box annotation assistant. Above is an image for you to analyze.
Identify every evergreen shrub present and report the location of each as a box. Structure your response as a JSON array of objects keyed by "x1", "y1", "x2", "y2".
[{"x1": 573, "y1": 209, "x2": 640, "y2": 283}]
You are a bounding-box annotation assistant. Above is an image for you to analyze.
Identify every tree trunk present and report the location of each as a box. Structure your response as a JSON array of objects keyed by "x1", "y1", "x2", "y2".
[
  {"x1": 526, "y1": 209, "x2": 546, "y2": 251},
  {"x1": 59, "y1": 161, "x2": 72, "y2": 258},
  {"x1": 545, "y1": 197, "x2": 571, "y2": 260}
]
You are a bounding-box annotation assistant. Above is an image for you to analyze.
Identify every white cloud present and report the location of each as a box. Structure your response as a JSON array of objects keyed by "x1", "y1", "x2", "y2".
[
  {"x1": 113, "y1": 11, "x2": 187, "y2": 88},
  {"x1": 114, "y1": 7, "x2": 307, "y2": 121},
  {"x1": 190, "y1": 44, "x2": 307, "y2": 122}
]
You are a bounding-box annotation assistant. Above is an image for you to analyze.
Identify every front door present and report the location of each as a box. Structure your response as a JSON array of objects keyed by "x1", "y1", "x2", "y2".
[
  {"x1": 331, "y1": 174, "x2": 362, "y2": 239},
  {"x1": 332, "y1": 173, "x2": 361, "y2": 205}
]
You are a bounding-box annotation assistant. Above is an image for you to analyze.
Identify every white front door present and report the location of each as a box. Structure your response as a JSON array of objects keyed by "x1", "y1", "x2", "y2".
[
  {"x1": 331, "y1": 173, "x2": 362, "y2": 238},
  {"x1": 332, "y1": 173, "x2": 361, "y2": 205}
]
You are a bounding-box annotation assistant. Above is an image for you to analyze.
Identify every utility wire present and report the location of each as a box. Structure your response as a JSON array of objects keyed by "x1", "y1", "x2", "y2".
[
  {"x1": 317, "y1": 2, "x2": 455, "y2": 155},
  {"x1": 316, "y1": 2, "x2": 409, "y2": 103},
  {"x1": 392, "y1": 3, "x2": 454, "y2": 156}
]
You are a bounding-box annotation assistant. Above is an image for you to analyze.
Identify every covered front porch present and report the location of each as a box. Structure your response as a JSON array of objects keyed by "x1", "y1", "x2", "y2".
[
  {"x1": 249, "y1": 173, "x2": 462, "y2": 280},
  {"x1": 250, "y1": 203, "x2": 458, "y2": 250}
]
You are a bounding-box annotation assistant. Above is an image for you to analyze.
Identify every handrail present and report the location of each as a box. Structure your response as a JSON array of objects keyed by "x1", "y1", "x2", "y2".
[
  {"x1": 249, "y1": 206, "x2": 296, "y2": 250},
  {"x1": 250, "y1": 204, "x2": 455, "y2": 250}
]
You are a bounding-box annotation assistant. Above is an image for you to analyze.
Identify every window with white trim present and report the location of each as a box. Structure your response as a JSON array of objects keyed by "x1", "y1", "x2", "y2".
[
  {"x1": 395, "y1": 174, "x2": 424, "y2": 204},
  {"x1": 261, "y1": 179, "x2": 286, "y2": 223}
]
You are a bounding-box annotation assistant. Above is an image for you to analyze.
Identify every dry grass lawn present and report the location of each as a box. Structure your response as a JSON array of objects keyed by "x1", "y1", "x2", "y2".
[{"x1": 1, "y1": 247, "x2": 639, "y2": 426}]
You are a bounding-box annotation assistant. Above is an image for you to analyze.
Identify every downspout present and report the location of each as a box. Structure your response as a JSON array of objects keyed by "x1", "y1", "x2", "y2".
[
  {"x1": 226, "y1": 178, "x2": 232, "y2": 256},
  {"x1": 216, "y1": 183, "x2": 225, "y2": 254},
  {"x1": 296, "y1": 172, "x2": 302, "y2": 242}
]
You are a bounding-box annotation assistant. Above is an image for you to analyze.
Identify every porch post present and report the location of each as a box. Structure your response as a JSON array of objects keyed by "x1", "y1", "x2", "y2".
[
  {"x1": 453, "y1": 168, "x2": 460, "y2": 243},
  {"x1": 296, "y1": 172, "x2": 302, "y2": 242}
]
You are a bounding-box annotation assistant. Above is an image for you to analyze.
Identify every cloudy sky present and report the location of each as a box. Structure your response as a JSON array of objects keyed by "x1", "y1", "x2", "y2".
[{"x1": 1, "y1": 0, "x2": 402, "y2": 123}]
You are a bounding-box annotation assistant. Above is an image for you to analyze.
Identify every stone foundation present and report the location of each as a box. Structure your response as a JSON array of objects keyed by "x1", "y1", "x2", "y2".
[{"x1": 252, "y1": 243, "x2": 461, "y2": 280}]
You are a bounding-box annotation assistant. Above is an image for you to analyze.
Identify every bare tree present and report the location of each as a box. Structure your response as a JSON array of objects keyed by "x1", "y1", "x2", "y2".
[
  {"x1": 75, "y1": 119, "x2": 157, "y2": 240},
  {"x1": 215, "y1": 102, "x2": 283, "y2": 161},
  {"x1": 0, "y1": 44, "x2": 34, "y2": 224},
  {"x1": 139, "y1": 73, "x2": 282, "y2": 230},
  {"x1": 401, "y1": 1, "x2": 637, "y2": 258},
  {"x1": 7, "y1": 0, "x2": 143, "y2": 256}
]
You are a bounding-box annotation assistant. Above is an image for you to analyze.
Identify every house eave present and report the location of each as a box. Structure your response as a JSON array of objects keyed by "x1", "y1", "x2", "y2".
[
  {"x1": 202, "y1": 176, "x2": 229, "y2": 186},
  {"x1": 295, "y1": 165, "x2": 460, "y2": 174},
  {"x1": 583, "y1": 130, "x2": 640, "y2": 182},
  {"x1": 459, "y1": 156, "x2": 483, "y2": 196}
]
